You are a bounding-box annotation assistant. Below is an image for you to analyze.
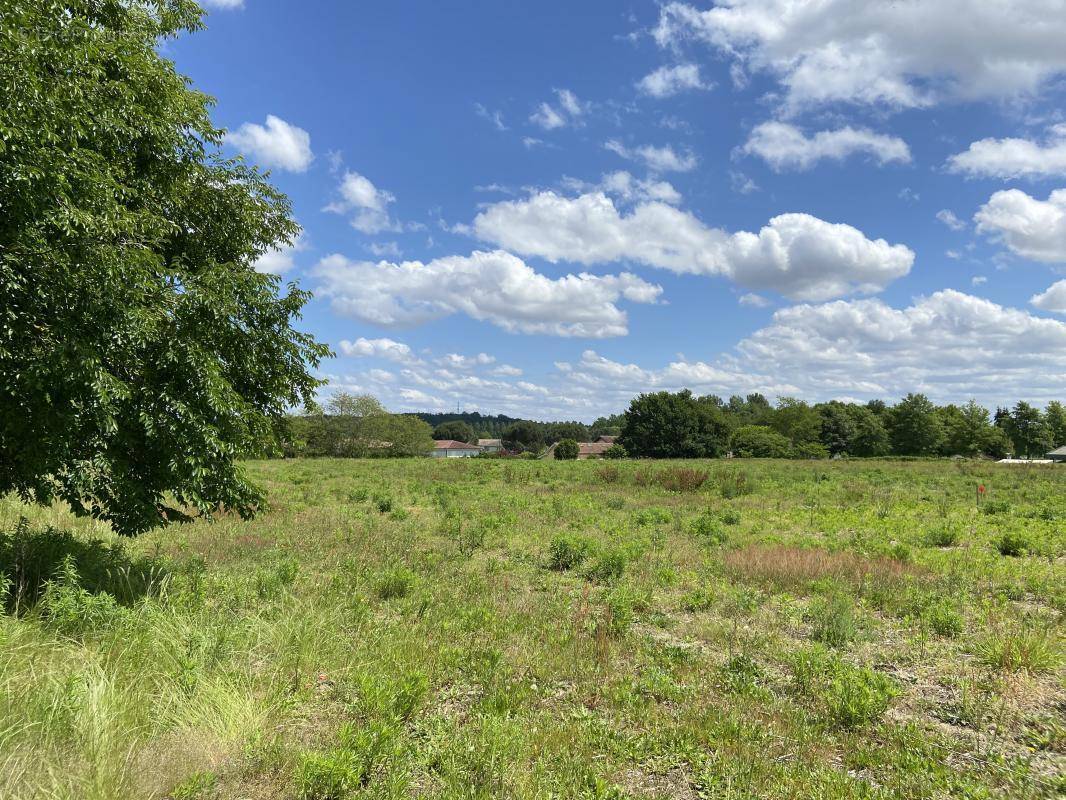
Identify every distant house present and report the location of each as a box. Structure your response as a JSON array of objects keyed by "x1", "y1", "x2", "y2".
[
  {"x1": 596, "y1": 435, "x2": 618, "y2": 444},
  {"x1": 431, "y1": 440, "x2": 482, "y2": 458},
  {"x1": 544, "y1": 441, "x2": 614, "y2": 459},
  {"x1": 478, "y1": 438, "x2": 503, "y2": 453},
  {"x1": 1048, "y1": 446, "x2": 1066, "y2": 463}
]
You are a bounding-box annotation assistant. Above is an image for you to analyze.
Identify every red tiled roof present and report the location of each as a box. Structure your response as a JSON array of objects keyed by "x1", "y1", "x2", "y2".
[
  {"x1": 434, "y1": 440, "x2": 480, "y2": 449},
  {"x1": 578, "y1": 442, "x2": 613, "y2": 456}
]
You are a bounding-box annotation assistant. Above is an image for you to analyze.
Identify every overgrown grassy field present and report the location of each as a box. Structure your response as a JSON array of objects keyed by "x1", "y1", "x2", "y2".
[{"x1": 1, "y1": 458, "x2": 1063, "y2": 799}]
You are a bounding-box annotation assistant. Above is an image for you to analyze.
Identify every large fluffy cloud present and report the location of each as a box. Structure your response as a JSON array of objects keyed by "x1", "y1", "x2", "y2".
[
  {"x1": 471, "y1": 191, "x2": 913, "y2": 300},
  {"x1": 653, "y1": 1, "x2": 1066, "y2": 111},
  {"x1": 741, "y1": 122, "x2": 911, "y2": 171},
  {"x1": 974, "y1": 189, "x2": 1066, "y2": 263},
  {"x1": 226, "y1": 115, "x2": 312, "y2": 172},
  {"x1": 313, "y1": 250, "x2": 662, "y2": 338},
  {"x1": 1031, "y1": 280, "x2": 1066, "y2": 314},
  {"x1": 948, "y1": 124, "x2": 1066, "y2": 179},
  {"x1": 338, "y1": 337, "x2": 419, "y2": 363},
  {"x1": 735, "y1": 290, "x2": 1066, "y2": 402}
]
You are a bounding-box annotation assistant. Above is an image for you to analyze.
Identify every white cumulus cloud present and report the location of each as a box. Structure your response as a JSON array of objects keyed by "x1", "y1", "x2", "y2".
[
  {"x1": 735, "y1": 290, "x2": 1066, "y2": 403},
  {"x1": 313, "y1": 250, "x2": 663, "y2": 338},
  {"x1": 637, "y1": 64, "x2": 712, "y2": 97},
  {"x1": 1031, "y1": 280, "x2": 1066, "y2": 314},
  {"x1": 653, "y1": 0, "x2": 1066, "y2": 112},
  {"x1": 325, "y1": 171, "x2": 399, "y2": 234},
  {"x1": 741, "y1": 122, "x2": 911, "y2": 171},
  {"x1": 227, "y1": 115, "x2": 313, "y2": 172},
  {"x1": 471, "y1": 191, "x2": 914, "y2": 300},
  {"x1": 530, "y1": 89, "x2": 586, "y2": 130},
  {"x1": 338, "y1": 337, "x2": 419, "y2": 363},
  {"x1": 947, "y1": 124, "x2": 1066, "y2": 179},
  {"x1": 974, "y1": 188, "x2": 1066, "y2": 263}
]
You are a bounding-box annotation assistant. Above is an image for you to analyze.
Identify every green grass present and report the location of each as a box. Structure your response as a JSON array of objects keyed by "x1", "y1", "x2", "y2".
[{"x1": 0, "y1": 457, "x2": 1063, "y2": 799}]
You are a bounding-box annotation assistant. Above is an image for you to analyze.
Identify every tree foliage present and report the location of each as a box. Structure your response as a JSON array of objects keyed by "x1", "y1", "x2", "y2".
[
  {"x1": 730, "y1": 425, "x2": 793, "y2": 458},
  {"x1": 553, "y1": 439, "x2": 580, "y2": 460},
  {"x1": 0, "y1": 0, "x2": 329, "y2": 534},
  {"x1": 620, "y1": 390, "x2": 730, "y2": 458},
  {"x1": 433, "y1": 420, "x2": 476, "y2": 443}
]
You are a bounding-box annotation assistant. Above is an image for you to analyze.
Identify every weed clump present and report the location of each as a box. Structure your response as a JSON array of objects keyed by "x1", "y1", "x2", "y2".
[
  {"x1": 584, "y1": 547, "x2": 627, "y2": 584},
  {"x1": 975, "y1": 625, "x2": 1060, "y2": 673},
  {"x1": 717, "y1": 470, "x2": 754, "y2": 499},
  {"x1": 996, "y1": 531, "x2": 1030, "y2": 557},
  {"x1": 924, "y1": 527, "x2": 959, "y2": 548},
  {"x1": 806, "y1": 593, "x2": 860, "y2": 648},
  {"x1": 658, "y1": 467, "x2": 708, "y2": 493},
  {"x1": 547, "y1": 534, "x2": 593, "y2": 571},
  {"x1": 689, "y1": 511, "x2": 728, "y2": 545},
  {"x1": 791, "y1": 646, "x2": 897, "y2": 729},
  {"x1": 375, "y1": 567, "x2": 415, "y2": 600}
]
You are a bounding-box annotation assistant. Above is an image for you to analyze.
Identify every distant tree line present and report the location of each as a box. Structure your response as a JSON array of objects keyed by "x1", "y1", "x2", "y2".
[
  {"x1": 281, "y1": 393, "x2": 433, "y2": 457},
  {"x1": 277, "y1": 391, "x2": 1065, "y2": 461},
  {"x1": 618, "y1": 391, "x2": 1066, "y2": 459},
  {"x1": 426, "y1": 415, "x2": 624, "y2": 452}
]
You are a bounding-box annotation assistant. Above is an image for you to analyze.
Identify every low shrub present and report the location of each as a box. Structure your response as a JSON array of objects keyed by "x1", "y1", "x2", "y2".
[
  {"x1": 584, "y1": 547, "x2": 627, "y2": 584},
  {"x1": 996, "y1": 531, "x2": 1030, "y2": 557},
  {"x1": 791, "y1": 646, "x2": 897, "y2": 729},
  {"x1": 982, "y1": 499, "x2": 1011, "y2": 516},
  {"x1": 39, "y1": 556, "x2": 131, "y2": 635},
  {"x1": 375, "y1": 496, "x2": 393, "y2": 514},
  {"x1": 596, "y1": 465, "x2": 621, "y2": 483},
  {"x1": 680, "y1": 585, "x2": 715, "y2": 612},
  {"x1": 924, "y1": 527, "x2": 959, "y2": 548},
  {"x1": 547, "y1": 534, "x2": 593, "y2": 571},
  {"x1": 721, "y1": 509, "x2": 741, "y2": 526},
  {"x1": 603, "y1": 443, "x2": 627, "y2": 459},
  {"x1": 689, "y1": 511, "x2": 728, "y2": 545},
  {"x1": 925, "y1": 602, "x2": 964, "y2": 638},
  {"x1": 806, "y1": 593, "x2": 859, "y2": 648}
]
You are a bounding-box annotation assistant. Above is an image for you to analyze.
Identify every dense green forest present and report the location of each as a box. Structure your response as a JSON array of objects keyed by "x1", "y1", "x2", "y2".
[{"x1": 281, "y1": 391, "x2": 1065, "y2": 460}]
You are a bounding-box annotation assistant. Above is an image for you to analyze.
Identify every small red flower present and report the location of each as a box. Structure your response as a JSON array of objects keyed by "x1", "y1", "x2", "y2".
[{"x1": 978, "y1": 485, "x2": 986, "y2": 494}]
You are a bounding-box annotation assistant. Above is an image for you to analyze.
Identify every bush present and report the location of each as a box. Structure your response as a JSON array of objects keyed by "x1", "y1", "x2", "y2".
[
  {"x1": 689, "y1": 511, "x2": 728, "y2": 545},
  {"x1": 375, "y1": 495, "x2": 393, "y2": 514},
  {"x1": 982, "y1": 499, "x2": 1011, "y2": 516},
  {"x1": 791, "y1": 647, "x2": 897, "y2": 729},
  {"x1": 924, "y1": 527, "x2": 958, "y2": 548},
  {"x1": 658, "y1": 467, "x2": 708, "y2": 493},
  {"x1": 39, "y1": 556, "x2": 131, "y2": 635},
  {"x1": 721, "y1": 509, "x2": 741, "y2": 526},
  {"x1": 925, "y1": 603, "x2": 964, "y2": 637},
  {"x1": 596, "y1": 465, "x2": 621, "y2": 483},
  {"x1": 996, "y1": 531, "x2": 1030, "y2": 557},
  {"x1": 603, "y1": 443, "x2": 627, "y2": 459},
  {"x1": 547, "y1": 534, "x2": 593, "y2": 571},
  {"x1": 554, "y1": 439, "x2": 580, "y2": 460},
  {"x1": 730, "y1": 425, "x2": 792, "y2": 458},
  {"x1": 584, "y1": 547, "x2": 627, "y2": 584}
]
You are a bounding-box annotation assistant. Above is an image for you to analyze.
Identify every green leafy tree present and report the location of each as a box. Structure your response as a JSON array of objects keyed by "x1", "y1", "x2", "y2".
[
  {"x1": 730, "y1": 425, "x2": 793, "y2": 458},
  {"x1": 553, "y1": 439, "x2": 580, "y2": 460},
  {"x1": 620, "y1": 390, "x2": 729, "y2": 458},
  {"x1": 888, "y1": 394, "x2": 944, "y2": 456},
  {"x1": 546, "y1": 421, "x2": 591, "y2": 443},
  {"x1": 940, "y1": 400, "x2": 998, "y2": 456},
  {"x1": 1046, "y1": 401, "x2": 1066, "y2": 447},
  {"x1": 846, "y1": 406, "x2": 890, "y2": 457},
  {"x1": 1009, "y1": 401, "x2": 1052, "y2": 458},
  {"x1": 433, "y1": 420, "x2": 476, "y2": 443},
  {"x1": 602, "y1": 443, "x2": 627, "y2": 459},
  {"x1": 0, "y1": 0, "x2": 329, "y2": 534},
  {"x1": 817, "y1": 401, "x2": 858, "y2": 456},
  {"x1": 771, "y1": 398, "x2": 822, "y2": 447},
  {"x1": 502, "y1": 420, "x2": 544, "y2": 453}
]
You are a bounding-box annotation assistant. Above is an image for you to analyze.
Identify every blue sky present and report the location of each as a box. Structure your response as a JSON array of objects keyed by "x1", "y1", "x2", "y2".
[{"x1": 179, "y1": 1, "x2": 1066, "y2": 420}]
